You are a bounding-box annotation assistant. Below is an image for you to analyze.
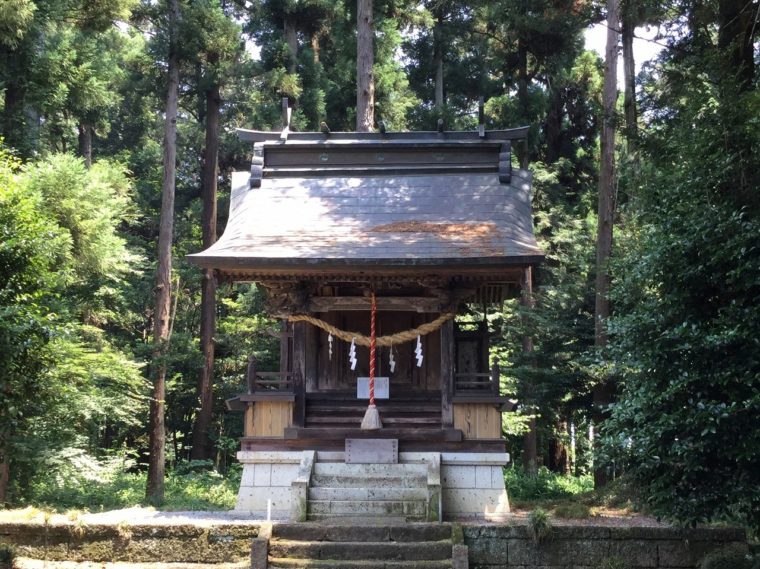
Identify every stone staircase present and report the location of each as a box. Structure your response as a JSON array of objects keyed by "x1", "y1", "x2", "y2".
[
  {"x1": 263, "y1": 523, "x2": 467, "y2": 569},
  {"x1": 307, "y1": 461, "x2": 431, "y2": 521}
]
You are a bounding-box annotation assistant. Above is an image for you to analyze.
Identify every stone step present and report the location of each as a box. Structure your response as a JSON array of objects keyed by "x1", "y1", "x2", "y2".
[
  {"x1": 308, "y1": 486, "x2": 428, "y2": 501},
  {"x1": 268, "y1": 558, "x2": 453, "y2": 569},
  {"x1": 271, "y1": 523, "x2": 453, "y2": 542},
  {"x1": 313, "y1": 462, "x2": 427, "y2": 476},
  {"x1": 268, "y1": 540, "x2": 452, "y2": 561},
  {"x1": 311, "y1": 474, "x2": 425, "y2": 488},
  {"x1": 307, "y1": 499, "x2": 427, "y2": 517},
  {"x1": 305, "y1": 513, "x2": 415, "y2": 523}
]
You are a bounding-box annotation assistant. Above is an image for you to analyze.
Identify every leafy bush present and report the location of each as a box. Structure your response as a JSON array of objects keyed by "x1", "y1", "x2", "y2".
[
  {"x1": 505, "y1": 465, "x2": 593, "y2": 501},
  {"x1": 527, "y1": 507, "x2": 552, "y2": 542},
  {"x1": 20, "y1": 450, "x2": 240, "y2": 512},
  {"x1": 553, "y1": 502, "x2": 592, "y2": 519}
]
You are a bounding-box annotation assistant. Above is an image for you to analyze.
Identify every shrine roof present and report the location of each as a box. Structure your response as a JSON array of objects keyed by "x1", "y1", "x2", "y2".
[{"x1": 188, "y1": 129, "x2": 543, "y2": 275}]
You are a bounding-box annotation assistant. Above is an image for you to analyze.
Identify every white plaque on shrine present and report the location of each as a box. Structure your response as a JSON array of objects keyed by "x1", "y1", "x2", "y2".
[{"x1": 357, "y1": 377, "x2": 389, "y2": 399}]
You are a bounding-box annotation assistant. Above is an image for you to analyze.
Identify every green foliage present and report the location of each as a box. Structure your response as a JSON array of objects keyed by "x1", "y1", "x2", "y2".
[
  {"x1": 21, "y1": 155, "x2": 135, "y2": 284},
  {"x1": 553, "y1": 502, "x2": 592, "y2": 519},
  {"x1": 603, "y1": 15, "x2": 760, "y2": 530},
  {"x1": 22, "y1": 451, "x2": 240, "y2": 512},
  {"x1": 0, "y1": 0, "x2": 36, "y2": 48},
  {"x1": 505, "y1": 465, "x2": 594, "y2": 501},
  {"x1": 527, "y1": 507, "x2": 552, "y2": 542}
]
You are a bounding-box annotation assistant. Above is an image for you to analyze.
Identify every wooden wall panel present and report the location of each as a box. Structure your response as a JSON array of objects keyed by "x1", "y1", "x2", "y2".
[
  {"x1": 244, "y1": 404, "x2": 255, "y2": 437},
  {"x1": 314, "y1": 310, "x2": 441, "y2": 392},
  {"x1": 251, "y1": 401, "x2": 293, "y2": 437},
  {"x1": 454, "y1": 403, "x2": 502, "y2": 439}
]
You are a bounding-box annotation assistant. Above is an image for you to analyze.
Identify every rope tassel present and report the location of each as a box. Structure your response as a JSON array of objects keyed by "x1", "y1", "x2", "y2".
[{"x1": 361, "y1": 292, "x2": 382, "y2": 430}]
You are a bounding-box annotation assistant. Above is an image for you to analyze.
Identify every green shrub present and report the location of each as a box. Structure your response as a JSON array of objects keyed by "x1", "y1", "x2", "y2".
[
  {"x1": 527, "y1": 507, "x2": 552, "y2": 542},
  {"x1": 700, "y1": 544, "x2": 753, "y2": 569},
  {"x1": 553, "y1": 502, "x2": 592, "y2": 519},
  {"x1": 20, "y1": 451, "x2": 241, "y2": 512},
  {"x1": 505, "y1": 465, "x2": 594, "y2": 501}
]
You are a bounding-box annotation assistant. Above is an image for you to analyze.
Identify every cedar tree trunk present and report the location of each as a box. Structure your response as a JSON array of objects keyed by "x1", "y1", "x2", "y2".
[
  {"x1": 621, "y1": 17, "x2": 637, "y2": 149},
  {"x1": 146, "y1": 0, "x2": 180, "y2": 505},
  {"x1": 356, "y1": 0, "x2": 374, "y2": 132},
  {"x1": 190, "y1": 83, "x2": 220, "y2": 461},
  {"x1": 433, "y1": 15, "x2": 444, "y2": 111},
  {"x1": 521, "y1": 267, "x2": 538, "y2": 475},
  {"x1": 593, "y1": 0, "x2": 620, "y2": 489},
  {"x1": 78, "y1": 123, "x2": 93, "y2": 168},
  {"x1": 284, "y1": 14, "x2": 298, "y2": 74}
]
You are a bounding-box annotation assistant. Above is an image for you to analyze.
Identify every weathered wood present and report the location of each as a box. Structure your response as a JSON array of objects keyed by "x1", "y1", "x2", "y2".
[
  {"x1": 246, "y1": 356, "x2": 257, "y2": 395},
  {"x1": 243, "y1": 437, "x2": 503, "y2": 454},
  {"x1": 251, "y1": 401, "x2": 293, "y2": 437},
  {"x1": 239, "y1": 393, "x2": 296, "y2": 402},
  {"x1": 308, "y1": 296, "x2": 440, "y2": 313},
  {"x1": 292, "y1": 321, "x2": 316, "y2": 426},
  {"x1": 237, "y1": 127, "x2": 530, "y2": 143},
  {"x1": 491, "y1": 363, "x2": 500, "y2": 396},
  {"x1": 454, "y1": 403, "x2": 502, "y2": 440},
  {"x1": 440, "y1": 318, "x2": 454, "y2": 428},
  {"x1": 282, "y1": 427, "x2": 461, "y2": 441},
  {"x1": 244, "y1": 404, "x2": 255, "y2": 437},
  {"x1": 279, "y1": 320, "x2": 292, "y2": 376},
  {"x1": 346, "y1": 438, "x2": 398, "y2": 464}
]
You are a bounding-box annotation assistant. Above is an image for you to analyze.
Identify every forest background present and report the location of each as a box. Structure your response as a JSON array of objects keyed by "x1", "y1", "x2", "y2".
[{"x1": 0, "y1": 0, "x2": 758, "y2": 533}]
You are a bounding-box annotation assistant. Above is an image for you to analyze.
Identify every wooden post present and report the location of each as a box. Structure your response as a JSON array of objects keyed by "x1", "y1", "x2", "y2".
[
  {"x1": 490, "y1": 362, "x2": 500, "y2": 397},
  {"x1": 440, "y1": 318, "x2": 454, "y2": 429},
  {"x1": 246, "y1": 356, "x2": 257, "y2": 395},
  {"x1": 293, "y1": 321, "x2": 317, "y2": 427}
]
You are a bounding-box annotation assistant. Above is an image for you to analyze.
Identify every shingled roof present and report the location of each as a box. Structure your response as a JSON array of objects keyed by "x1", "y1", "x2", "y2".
[{"x1": 188, "y1": 128, "x2": 543, "y2": 277}]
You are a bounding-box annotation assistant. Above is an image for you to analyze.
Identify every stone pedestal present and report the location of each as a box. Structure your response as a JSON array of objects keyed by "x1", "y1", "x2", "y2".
[
  {"x1": 438, "y1": 452, "x2": 510, "y2": 521},
  {"x1": 236, "y1": 451, "x2": 303, "y2": 519}
]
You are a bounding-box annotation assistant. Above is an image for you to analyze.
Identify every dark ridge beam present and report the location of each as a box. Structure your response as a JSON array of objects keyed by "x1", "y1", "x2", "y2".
[{"x1": 237, "y1": 127, "x2": 530, "y2": 143}]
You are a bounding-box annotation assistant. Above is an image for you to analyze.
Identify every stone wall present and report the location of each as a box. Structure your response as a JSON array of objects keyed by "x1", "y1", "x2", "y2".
[
  {"x1": 0, "y1": 522, "x2": 259, "y2": 563},
  {"x1": 464, "y1": 525, "x2": 747, "y2": 569}
]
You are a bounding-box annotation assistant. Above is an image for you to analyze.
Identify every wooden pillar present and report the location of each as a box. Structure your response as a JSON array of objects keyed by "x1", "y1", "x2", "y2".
[
  {"x1": 440, "y1": 318, "x2": 454, "y2": 429},
  {"x1": 293, "y1": 321, "x2": 317, "y2": 427}
]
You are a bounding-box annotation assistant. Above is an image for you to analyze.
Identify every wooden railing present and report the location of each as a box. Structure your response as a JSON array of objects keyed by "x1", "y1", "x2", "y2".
[
  {"x1": 246, "y1": 356, "x2": 294, "y2": 394},
  {"x1": 454, "y1": 364, "x2": 500, "y2": 396}
]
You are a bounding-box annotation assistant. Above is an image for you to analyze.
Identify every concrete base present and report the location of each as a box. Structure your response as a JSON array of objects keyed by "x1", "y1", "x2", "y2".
[
  {"x1": 235, "y1": 450, "x2": 510, "y2": 522},
  {"x1": 438, "y1": 453, "x2": 510, "y2": 521},
  {"x1": 236, "y1": 451, "x2": 303, "y2": 519}
]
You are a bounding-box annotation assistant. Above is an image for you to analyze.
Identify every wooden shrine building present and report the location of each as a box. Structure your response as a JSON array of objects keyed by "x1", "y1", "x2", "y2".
[{"x1": 189, "y1": 118, "x2": 543, "y2": 521}]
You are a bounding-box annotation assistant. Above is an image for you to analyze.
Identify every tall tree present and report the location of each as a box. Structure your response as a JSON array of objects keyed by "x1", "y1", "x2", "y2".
[
  {"x1": 593, "y1": 0, "x2": 620, "y2": 488},
  {"x1": 356, "y1": 0, "x2": 374, "y2": 131},
  {"x1": 185, "y1": 0, "x2": 242, "y2": 461},
  {"x1": 146, "y1": 0, "x2": 181, "y2": 505}
]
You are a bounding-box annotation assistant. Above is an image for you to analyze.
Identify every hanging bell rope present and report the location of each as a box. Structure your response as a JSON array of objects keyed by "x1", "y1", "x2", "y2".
[
  {"x1": 360, "y1": 292, "x2": 382, "y2": 430},
  {"x1": 287, "y1": 311, "x2": 455, "y2": 347}
]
